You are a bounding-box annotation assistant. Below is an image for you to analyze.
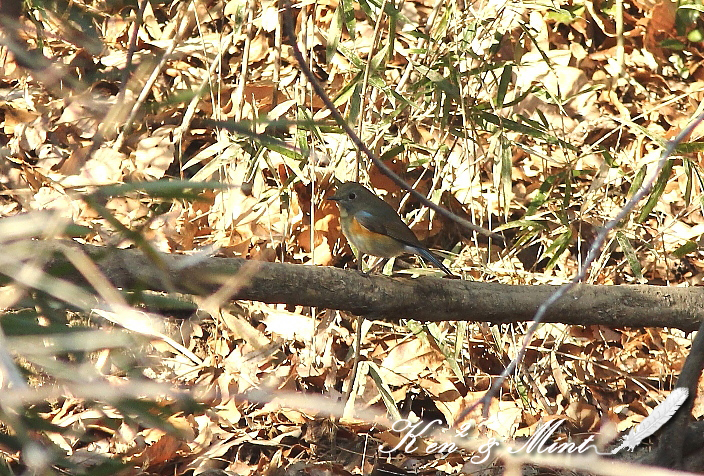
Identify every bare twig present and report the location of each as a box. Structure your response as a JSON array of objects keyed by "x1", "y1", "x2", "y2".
[{"x1": 119, "y1": 0, "x2": 150, "y2": 94}]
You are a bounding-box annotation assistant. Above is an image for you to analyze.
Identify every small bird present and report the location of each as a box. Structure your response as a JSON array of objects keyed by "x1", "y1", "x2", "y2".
[{"x1": 328, "y1": 181, "x2": 455, "y2": 276}]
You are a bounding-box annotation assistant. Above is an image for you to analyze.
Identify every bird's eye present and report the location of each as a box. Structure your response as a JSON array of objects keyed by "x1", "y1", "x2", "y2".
[{"x1": 348, "y1": 192, "x2": 356, "y2": 200}]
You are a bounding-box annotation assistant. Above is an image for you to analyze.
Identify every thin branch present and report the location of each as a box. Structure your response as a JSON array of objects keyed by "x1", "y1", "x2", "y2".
[
  {"x1": 461, "y1": 111, "x2": 704, "y2": 420},
  {"x1": 280, "y1": 0, "x2": 504, "y2": 243}
]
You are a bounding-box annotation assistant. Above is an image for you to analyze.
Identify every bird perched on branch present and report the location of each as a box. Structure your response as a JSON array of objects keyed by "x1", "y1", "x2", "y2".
[{"x1": 328, "y1": 181, "x2": 455, "y2": 276}]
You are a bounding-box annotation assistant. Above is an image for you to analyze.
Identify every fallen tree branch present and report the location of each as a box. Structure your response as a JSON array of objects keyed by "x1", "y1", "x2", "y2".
[{"x1": 37, "y1": 241, "x2": 704, "y2": 330}]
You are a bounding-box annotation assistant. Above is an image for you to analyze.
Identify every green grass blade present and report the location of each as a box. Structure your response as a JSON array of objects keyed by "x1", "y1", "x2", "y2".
[
  {"x1": 616, "y1": 231, "x2": 643, "y2": 280},
  {"x1": 367, "y1": 363, "x2": 403, "y2": 420},
  {"x1": 637, "y1": 159, "x2": 674, "y2": 223},
  {"x1": 495, "y1": 63, "x2": 512, "y2": 108},
  {"x1": 326, "y1": 2, "x2": 343, "y2": 63}
]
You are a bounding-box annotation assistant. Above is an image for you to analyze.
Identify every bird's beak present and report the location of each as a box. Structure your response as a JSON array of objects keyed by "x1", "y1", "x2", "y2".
[
  {"x1": 328, "y1": 178, "x2": 343, "y2": 201},
  {"x1": 328, "y1": 188, "x2": 342, "y2": 201}
]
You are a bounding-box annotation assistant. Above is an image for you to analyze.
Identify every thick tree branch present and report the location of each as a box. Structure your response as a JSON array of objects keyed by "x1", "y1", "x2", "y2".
[{"x1": 39, "y1": 242, "x2": 704, "y2": 330}]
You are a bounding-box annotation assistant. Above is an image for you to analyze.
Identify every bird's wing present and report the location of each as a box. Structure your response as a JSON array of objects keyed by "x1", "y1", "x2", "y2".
[
  {"x1": 354, "y1": 210, "x2": 391, "y2": 236},
  {"x1": 355, "y1": 209, "x2": 421, "y2": 247},
  {"x1": 357, "y1": 208, "x2": 454, "y2": 275}
]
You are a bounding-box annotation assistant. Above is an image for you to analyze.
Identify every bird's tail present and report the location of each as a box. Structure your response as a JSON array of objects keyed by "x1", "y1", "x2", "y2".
[{"x1": 414, "y1": 247, "x2": 455, "y2": 276}]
